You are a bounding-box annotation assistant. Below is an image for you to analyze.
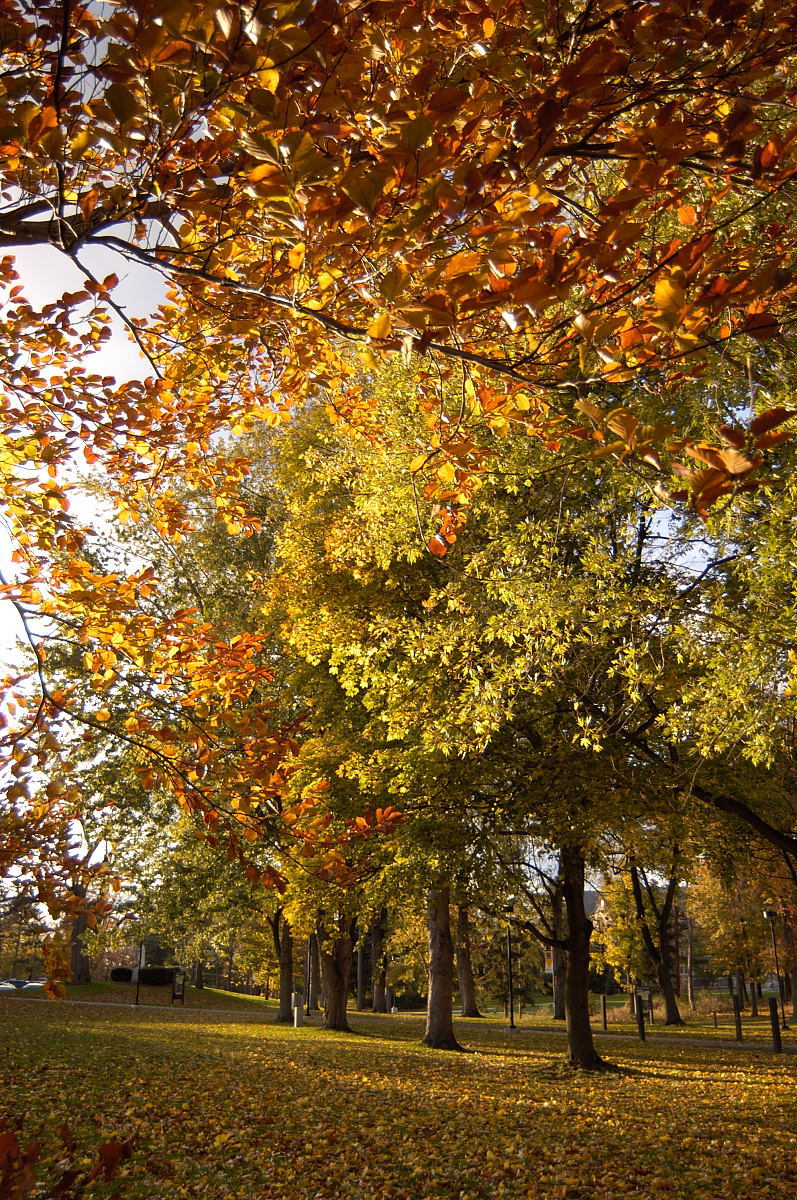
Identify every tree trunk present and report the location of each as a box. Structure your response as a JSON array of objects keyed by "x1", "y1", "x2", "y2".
[
  {"x1": 628, "y1": 861, "x2": 684, "y2": 1025},
  {"x1": 551, "y1": 874, "x2": 566, "y2": 1020},
  {"x1": 192, "y1": 959, "x2": 205, "y2": 989},
  {"x1": 318, "y1": 917, "x2": 354, "y2": 1032},
  {"x1": 69, "y1": 882, "x2": 91, "y2": 985},
  {"x1": 560, "y1": 845, "x2": 604, "y2": 1070},
  {"x1": 356, "y1": 942, "x2": 366, "y2": 1010},
  {"x1": 671, "y1": 904, "x2": 681, "y2": 995},
  {"x1": 371, "y1": 910, "x2": 388, "y2": 1012},
  {"x1": 750, "y1": 980, "x2": 759, "y2": 1017},
  {"x1": 309, "y1": 934, "x2": 321, "y2": 1011},
  {"x1": 69, "y1": 914, "x2": 91, "y2": 985},
  {"x1": 686, "y1": 919, "x2": 695, "y2": 1010},
  {"x1": 657, "y1": 956, "x2": 682, "y2": 1025},
  {"x1": 269, "y1": 910, "x2": 294, "y2": 1023},
  {"x1": 422, "y1": 884, "x2": 461, "y2": 1050},
  {"x1": 790, "y1": 966, "x2": 797, "y2": 1019},
  {"x1": 455, "y1": 906, "x2": 483, "y2": 1017},
  {"x1": 226, "y1": 934, "x2": 235, "y2": 991},
  {"x1": 69, "y1": 912, "x2": 91, "y2": 984},
  {"x1": 735, "y1": 968, "x2": 746, "y2": 1008}
]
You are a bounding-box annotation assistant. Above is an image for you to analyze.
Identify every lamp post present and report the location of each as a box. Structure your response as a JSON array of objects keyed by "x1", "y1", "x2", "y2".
[
  {"x1": 503, "y1": 899, "x2": 516, "y2": 1030},
  {"x1": 764, "y1": 909, "x2": 789, "y2": 1030}
]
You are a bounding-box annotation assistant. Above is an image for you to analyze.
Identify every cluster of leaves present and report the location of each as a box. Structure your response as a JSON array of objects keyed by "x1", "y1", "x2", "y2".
[{"x1": 0, "y1": 1116, "x2": 134, "y2": 1200}]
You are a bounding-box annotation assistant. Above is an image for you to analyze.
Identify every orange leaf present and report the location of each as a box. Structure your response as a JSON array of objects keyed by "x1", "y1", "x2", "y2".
[{"x1": 367, "y1": 311, "x2": 392, "y2": 339}]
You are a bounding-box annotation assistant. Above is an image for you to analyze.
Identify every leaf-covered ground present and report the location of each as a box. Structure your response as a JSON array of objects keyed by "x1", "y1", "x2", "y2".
[{"x1": 1, "y1": 998, "x2": 795, "y2": 1200}]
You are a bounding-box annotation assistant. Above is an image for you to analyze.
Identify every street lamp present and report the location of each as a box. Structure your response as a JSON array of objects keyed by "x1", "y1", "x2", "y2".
[
  {"x1": 764, "y1": 910, "x2": 789, "y2": 1030},
  {"x1": 503, "y1": 898, "x2": 516, "y2": 1030}
]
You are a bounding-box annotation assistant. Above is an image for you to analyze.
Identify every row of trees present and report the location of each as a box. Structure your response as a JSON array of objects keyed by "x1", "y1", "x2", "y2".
[
  {"x1": 1, "y1": 0, "x2": 796, "y2": 1071},
  {"x1": 14, "y1": 352, "x2": 793, "y2": 1068}
]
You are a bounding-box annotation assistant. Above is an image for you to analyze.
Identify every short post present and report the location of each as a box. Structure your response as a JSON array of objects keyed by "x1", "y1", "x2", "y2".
[
  {"x1": 768, "y1": 998, "x2": 783, "y2": 1054},
  {"x1": 648, "y1": 991, "x2": 654, "y2": 1025},
  {"x1": 732, "y1": 994, "x2": 743, "y2": 1041},
  {"x1": 635, "y1": 995, "x2": 646, "y2": 1041},
  {"x1": 600, "y1": 994, "x2": 607, "y2": 1032},
  {"x1": 712, "y1": 1010, "x2": 718, "y2": 1028},
  {"x1": 293, "y1": 996, "x2": 303, "y2": 1027}
]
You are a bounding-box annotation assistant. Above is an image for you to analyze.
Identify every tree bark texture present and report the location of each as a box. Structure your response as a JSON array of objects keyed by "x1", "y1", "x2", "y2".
[
  {"x1": 455, "y1": 906, "x2": 483, "y2": 1018},
  {"x1": 551, "y1": 875, "x2": 566, "y2": 1021},
  {"x1": 356, "y1": 942, "x2": 366, "y2": 1010},
  {"x1": 318, "y1": 917, "x2": 354, "y2": 1032},
  {"x1": 422, "y1": 884, "x2": 461, "y2": 1050},
  {"x1": 269, "y1": 910, "x2": 294, "y2": 1023},
  {"x1": 70, "y1": 912, "x2": 91, "y2": 985},
  {"x1": 309, "y1": 933, "x2": 321, "y2": 1011},
  {"x1": 371, "y1": 910, "x2": 388, "y2": 1013},
  {"x1": 560, "y1": 845, "x2": 604, "y2": 1070}
]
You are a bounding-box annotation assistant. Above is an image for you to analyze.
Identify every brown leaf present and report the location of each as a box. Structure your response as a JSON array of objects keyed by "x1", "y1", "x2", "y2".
[
  {"x1": 749, "y1": 407, "x2": 795, "y2": 436},
  {"x1": 717, "y1": 424, "x2": 746, "y2": 449}
]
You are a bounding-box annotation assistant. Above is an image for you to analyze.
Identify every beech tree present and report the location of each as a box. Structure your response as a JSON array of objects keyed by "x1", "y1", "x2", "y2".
[{"x1": 4, "y1": 0, "x2": 797, "y2": 993}]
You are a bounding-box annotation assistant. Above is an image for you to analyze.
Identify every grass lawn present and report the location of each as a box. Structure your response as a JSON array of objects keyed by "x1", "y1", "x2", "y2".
[
  {"x1": 1, "y1": 999, "x2": 795, "y2": 1200},
  {"x1": 48, "y1": 981, "x2": 278, "y2": 1012}
]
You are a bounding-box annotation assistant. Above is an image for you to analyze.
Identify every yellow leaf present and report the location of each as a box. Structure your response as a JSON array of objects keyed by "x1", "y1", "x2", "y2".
[
  {"x1": 258, "y1": 68, "x2": 279, "y2": 93},
  {"x1": 367, "y1": 311, "x2": 392, "y2": 338},
  {"x1": 654, "y1": 276, "x2": 685, "y2": 313}
]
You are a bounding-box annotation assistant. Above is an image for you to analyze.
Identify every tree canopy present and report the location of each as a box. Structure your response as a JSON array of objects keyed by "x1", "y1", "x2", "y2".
[{"x1": 2, "y1": 0, "x2": 797, "y2": 1044}]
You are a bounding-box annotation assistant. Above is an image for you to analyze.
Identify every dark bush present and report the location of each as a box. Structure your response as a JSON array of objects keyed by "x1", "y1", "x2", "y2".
[
  {"x1": 110, "y1": 967, "x2": 133, "y2": 982},
  {"x1": 139, "y1": 966, "x2": 173, "y2": 986}
]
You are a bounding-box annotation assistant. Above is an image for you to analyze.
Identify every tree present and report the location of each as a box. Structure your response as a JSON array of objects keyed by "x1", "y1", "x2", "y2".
[
  {"x1": 688, "y1": 857, "x2": 777, "y2": 1008},
  {"x1": 4, "y1": 0, "x2": 797, "y2": 927},
  {"x1": 454, "y1": 905, "x2": 483, "y2": 1019}
]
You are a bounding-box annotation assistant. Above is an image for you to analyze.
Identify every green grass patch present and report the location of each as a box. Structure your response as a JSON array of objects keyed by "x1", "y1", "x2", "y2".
[
  {"x1": 1, "y1": 998, "x2": 795, "y2": 1199},
  {"x1": 10, "y1": 980, "x2": 277, "y2": 1012}
]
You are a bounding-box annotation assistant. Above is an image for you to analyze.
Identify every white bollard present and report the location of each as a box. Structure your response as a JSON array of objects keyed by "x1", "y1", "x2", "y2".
[{"x1": 293, "y1": 1001, "x2": 303, "y2": 1027}]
